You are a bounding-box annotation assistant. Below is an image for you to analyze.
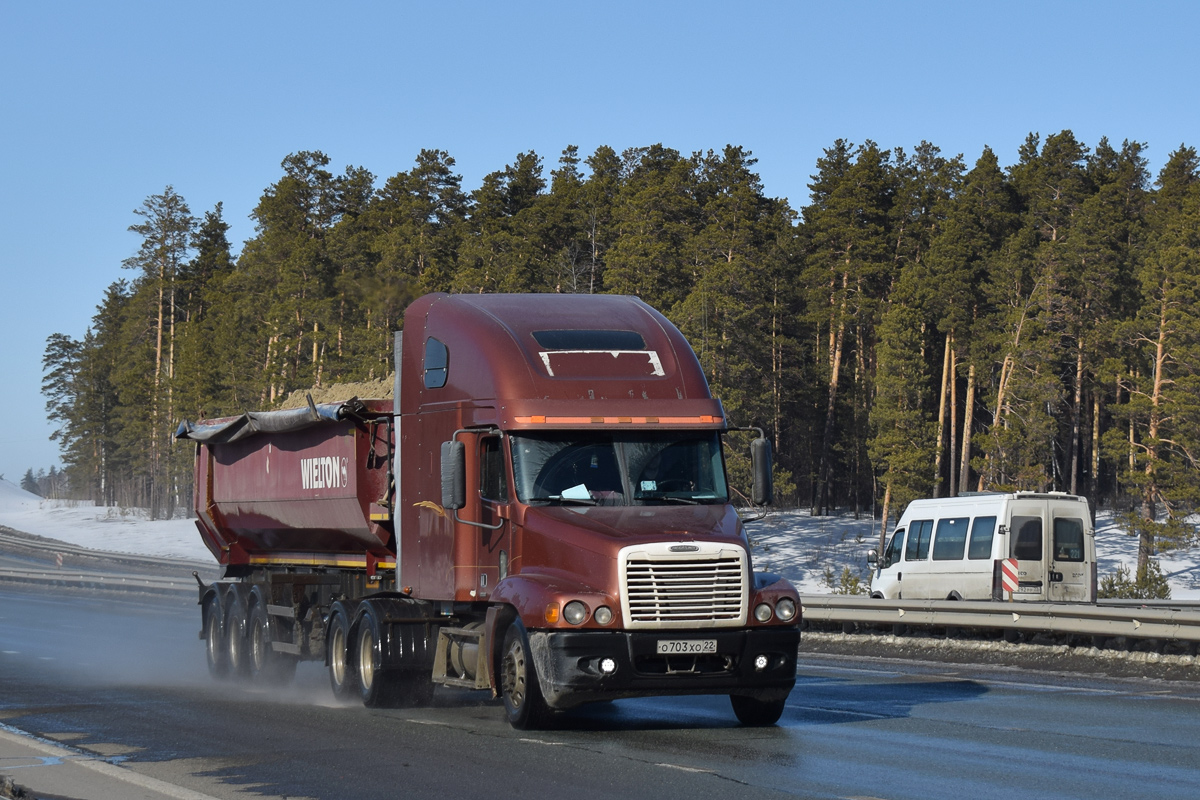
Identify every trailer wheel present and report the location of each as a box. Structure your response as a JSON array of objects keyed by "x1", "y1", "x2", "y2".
[
  {"x1": 499, "y1": 621, "x2": 551, "y2": 730},
  {"x1": 327, "y1": 606, "x2": 357, "y2": 700},
  {"x1": 730, "y1": 694, "x2": 787, "y2": 726},
  {"x1": 356, "y1": 620, "x2": 385, "y2": 707},
  {"x1": 224, "y1": 594, "x2": 249, "y2": 678},
  {"x1": 249, "y1": 604, "x2": 296, "y2": 685},
  {"x1": 203, "y1": 596, "x2": 229, "y2": 679}
]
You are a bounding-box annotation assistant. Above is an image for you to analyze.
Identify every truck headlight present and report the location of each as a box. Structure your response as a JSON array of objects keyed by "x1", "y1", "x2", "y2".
[
  {"x1": 563, "y1": 601, "x2": 588, "y2": 625},
  {"x1": 775, "y1": 598, "x2": 797, "y2": 622},
  {"x1": 594, "y1": 606, "x2": 613, "y2": 625},
  {"x1": 754, "y1": 603, "x2": 773, "y2": 623}
]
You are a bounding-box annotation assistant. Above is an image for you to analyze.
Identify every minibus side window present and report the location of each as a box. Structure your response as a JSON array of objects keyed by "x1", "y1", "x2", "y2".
[
  {"x1": 1011, "y1": 516, "x2": 1043, "y2": 560},
  {"x1": 967, "y1": 516, "x2": 997, "y2": 559},
  {"x1": 905, "y1": 519, "x2": 934, "y2": 561},
  {"x1": 932, "y1": 517, "x2": 969, "y2": 560},
  {"x1": 882, "y1": 528, "x2": 905, "y2": 568},
  {"x1": 1053, "y1": 518, "x2": 1085, "y2": 562}
]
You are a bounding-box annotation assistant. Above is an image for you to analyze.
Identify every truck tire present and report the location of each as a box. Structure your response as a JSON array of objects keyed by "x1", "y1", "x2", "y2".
[
  {"x1": 355, "y1": 616, "x2": 388, "y2": 707},
  {"x1": 730, "y1": 694, "x2": 786, "y2": 726},
  {"x1": 249, "y1": 603, "x2": 296, "y2": 685},
  {"x1": 224, "y1": 593, "x2": 250, "y2": 678},
  {"x1": 327, "y1": 605, "x2": 358, "y2": 700},
  {"x1": 203, "y1": 596, "x2": 230, "y2": 679},
  {"x1": 499, "y1": 622, "x2": 551, "y2": 730}
]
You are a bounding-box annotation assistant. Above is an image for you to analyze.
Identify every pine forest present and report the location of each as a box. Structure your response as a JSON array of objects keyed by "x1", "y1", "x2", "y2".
[{"x1": 41, "y1": 134, "x2": 1200, "y2": 570}]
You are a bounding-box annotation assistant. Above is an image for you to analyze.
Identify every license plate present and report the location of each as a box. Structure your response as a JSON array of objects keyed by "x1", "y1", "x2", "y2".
[{"x1": 656, "y1": 639, "x2": 717, "y2": 655}]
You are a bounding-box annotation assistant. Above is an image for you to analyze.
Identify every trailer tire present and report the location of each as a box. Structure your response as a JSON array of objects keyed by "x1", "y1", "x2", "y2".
[
  {"x1": 203, "y1": 595, "x2": 229, "y2": 679},
  {"x1": 499, "y1": 621, "x2": 551, "y2": 730},
  {"x1": 327, "y1": 605, "x2": 358, "y2": 700},
  {"x1": 249, "y1": 603, "x2": 296, "y2": 685},
  {"x1": 225, "y1": 593, "x2": 250, "y2": 678},
  {"x1": 730, "y1": 694, "x2": 787, "y2": 726}
]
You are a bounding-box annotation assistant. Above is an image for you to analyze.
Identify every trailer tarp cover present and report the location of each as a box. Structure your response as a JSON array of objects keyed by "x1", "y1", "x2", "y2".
[{"x1": 175, "y1": 401, "x2": 351, "y2": 444}]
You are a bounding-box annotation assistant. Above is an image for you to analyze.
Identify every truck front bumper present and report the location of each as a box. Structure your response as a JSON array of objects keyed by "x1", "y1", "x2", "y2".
[{"x1": 527, "y1": 627, "x2": 800, "y2": 709}]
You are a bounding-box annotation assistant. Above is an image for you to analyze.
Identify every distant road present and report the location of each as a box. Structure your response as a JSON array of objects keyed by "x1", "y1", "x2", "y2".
[{"x1": 3, "y1": 586, "x2": 1200, "y2": 799}]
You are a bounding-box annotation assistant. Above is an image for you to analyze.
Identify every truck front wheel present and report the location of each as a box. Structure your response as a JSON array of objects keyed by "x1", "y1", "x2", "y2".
[
  {"x1": 500, "y1": 622, "x2": 551, "y2": 730},
  {"x1": 730, "y1": 694, "x2": 787, "y2": 726}
]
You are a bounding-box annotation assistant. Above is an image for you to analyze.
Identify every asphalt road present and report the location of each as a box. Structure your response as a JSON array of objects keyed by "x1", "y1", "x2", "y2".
[{"x1": 2, "y1": 587, "x2": 1200, "y2": 800}]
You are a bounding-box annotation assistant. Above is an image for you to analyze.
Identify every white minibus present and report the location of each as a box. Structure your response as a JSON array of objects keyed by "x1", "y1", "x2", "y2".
[{"x1": 867, "y1": 492, "x2": 1095, "y2": 602}]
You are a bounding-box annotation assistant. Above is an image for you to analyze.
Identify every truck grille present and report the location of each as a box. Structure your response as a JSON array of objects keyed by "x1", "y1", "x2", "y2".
[{"x1": 619, "y1": 543, "x2": 748, "y2": 629}]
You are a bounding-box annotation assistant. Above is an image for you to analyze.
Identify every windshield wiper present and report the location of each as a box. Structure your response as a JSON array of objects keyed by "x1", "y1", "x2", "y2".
[
  {"x1": 638, "y1": 494, "x2": 701, "y2": 505},
  {"x1": 525, "y1": 496, "x2": 597, "y2": 506}
]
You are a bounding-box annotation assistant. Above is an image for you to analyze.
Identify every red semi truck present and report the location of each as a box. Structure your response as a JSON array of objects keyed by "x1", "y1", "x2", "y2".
[{"x1": 177, "y1": 292, "x2": 800, "y2": 728}]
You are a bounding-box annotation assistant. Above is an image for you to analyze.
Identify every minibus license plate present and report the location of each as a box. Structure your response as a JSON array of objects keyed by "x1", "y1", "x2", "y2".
[{"x1": 656, "y1": 639, "x2": 716, "y2": 655}]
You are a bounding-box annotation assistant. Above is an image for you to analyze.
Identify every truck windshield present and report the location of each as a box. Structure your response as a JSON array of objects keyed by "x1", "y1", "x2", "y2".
[{"x1": 511, "y1": 431, "x2": 729, "y2": 506}]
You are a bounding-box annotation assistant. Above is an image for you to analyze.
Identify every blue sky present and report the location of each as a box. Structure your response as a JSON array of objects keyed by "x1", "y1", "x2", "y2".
[{"x1": 2, "y1": 1, "x2": 1198, "y2": 482}]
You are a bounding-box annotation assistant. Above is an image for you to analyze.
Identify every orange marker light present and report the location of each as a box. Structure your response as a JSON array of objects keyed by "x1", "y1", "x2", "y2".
[{"x1": 544, "y1": 603, "x2": 561, "y2": 624}]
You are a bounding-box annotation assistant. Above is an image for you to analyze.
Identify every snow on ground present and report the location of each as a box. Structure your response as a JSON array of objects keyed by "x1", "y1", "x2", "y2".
[
  {"x1": 0, "y1": 478, "x2": 211, "y2": 562},
  {"x1": 1, "y1": 477, "x2": 1197, "y2": 598}
]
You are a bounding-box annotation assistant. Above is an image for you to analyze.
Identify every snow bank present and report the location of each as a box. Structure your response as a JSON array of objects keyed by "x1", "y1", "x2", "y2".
[{"x1": 0, "y1": 478, "x2": 212, "y2": 562}]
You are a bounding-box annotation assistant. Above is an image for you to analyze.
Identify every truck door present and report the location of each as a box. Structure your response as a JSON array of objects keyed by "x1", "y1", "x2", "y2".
[
  {"x1": 476, "y1": 435, "x2": 511, "y2": 597},
  {"x1": 1048, "y1": 509, "x2": 1089, "y2": 602},
  {"x1": 1007, "y1": 499, "x2": 1046, "y2": 600}
]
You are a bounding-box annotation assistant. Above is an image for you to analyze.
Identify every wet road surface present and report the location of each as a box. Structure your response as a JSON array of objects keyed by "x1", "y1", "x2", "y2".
[{"x1": 2, "y1": 588, "x2": 1199, "y2": 799}]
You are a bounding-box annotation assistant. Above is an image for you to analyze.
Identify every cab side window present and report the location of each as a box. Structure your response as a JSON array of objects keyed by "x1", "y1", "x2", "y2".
[
  {"x1": 480, "y1": 437, "x2": 508, "y2": 501},
  {"x1": 882, "y1": 528, "x2": 905, "y2": 568}
]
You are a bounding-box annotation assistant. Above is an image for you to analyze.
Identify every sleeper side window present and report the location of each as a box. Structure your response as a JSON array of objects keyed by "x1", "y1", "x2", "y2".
[
  {"x1": 932, "y1": 517, "x2": 969, "y2": 560},
  {"x1": 424, "y1": 338, "x2": 449, "y2": 389},
  {"x1": 905, "y1": 519, "x2": 933, "y2": 561},
  {"x1": 1053, "y1": 517, "x2": 1085, "y2": 562},
  {"x1": 967, "y1": 516, "x2": 997, "y2": 560},
  {"x1": 1011, "y1": 515, "x2": 1043, "y2": 560}
]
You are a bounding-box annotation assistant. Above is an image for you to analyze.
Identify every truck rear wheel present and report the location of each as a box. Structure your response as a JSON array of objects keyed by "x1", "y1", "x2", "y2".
[
  {"x1": 730, "y1": 694, "x2": 787, "y2": 726},
  {"x1": 249, "y1": 604, "x2": 296, "y2": 685},
  {"x1": 327, "y1": 606, "x2": 358, "y2": 700},
  {"x1": 203, "y1": 596, "x2": 229, "y2": 679},
  {"x1": 500, "y1": 622, "x2": 551, "y2": 730},
  {"x1": 224, "y1": 594, "x2": 249, "y2": 678}
]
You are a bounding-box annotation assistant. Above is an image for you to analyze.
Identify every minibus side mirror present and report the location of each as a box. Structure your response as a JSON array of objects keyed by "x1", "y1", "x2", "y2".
[{"x1": 867, "y1": 549, "x2": 878, "y2": 566}]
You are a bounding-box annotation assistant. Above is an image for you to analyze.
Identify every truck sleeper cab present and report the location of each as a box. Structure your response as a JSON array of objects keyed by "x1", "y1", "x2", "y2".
[
  {"x1": 180, "y1": 292, "x2": 800, "y2": 729},
  {"x1": 867, "y1": 492, "x2": 1095, "y2": 602}
]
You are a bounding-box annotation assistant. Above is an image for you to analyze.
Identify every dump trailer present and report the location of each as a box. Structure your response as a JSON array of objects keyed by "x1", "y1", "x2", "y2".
[{"x1": 177, "y1": 292, "x2": 800, "y2": 728}]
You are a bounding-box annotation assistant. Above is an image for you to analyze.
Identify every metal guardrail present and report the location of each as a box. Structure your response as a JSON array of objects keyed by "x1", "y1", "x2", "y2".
[
  {"x1": 0, "y1": 566, "x2": 199, "y2": 596},
  {"x1": 0, "y1": 526, "x2": 216, "y2": 573},
  {"x1": 799, "y1": 594, "x2": 1200, "y2": 643}
]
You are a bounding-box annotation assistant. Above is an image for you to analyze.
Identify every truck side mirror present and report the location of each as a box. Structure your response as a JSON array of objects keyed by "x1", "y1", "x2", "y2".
[
  {"x1": 867, "y1": 549, "x2": 878, "y2": 566},
  {"x1": 751, "y1": 437, "x2": 773, "y2": 506},
  {"x1": 441, "y1": 440, "x2": 466, "y2": 510}
]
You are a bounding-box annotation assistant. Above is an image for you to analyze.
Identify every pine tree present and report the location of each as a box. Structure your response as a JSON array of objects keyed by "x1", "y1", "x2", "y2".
[{"x1": 801, "y1": 141, "x2": 895, "y2": 514}]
